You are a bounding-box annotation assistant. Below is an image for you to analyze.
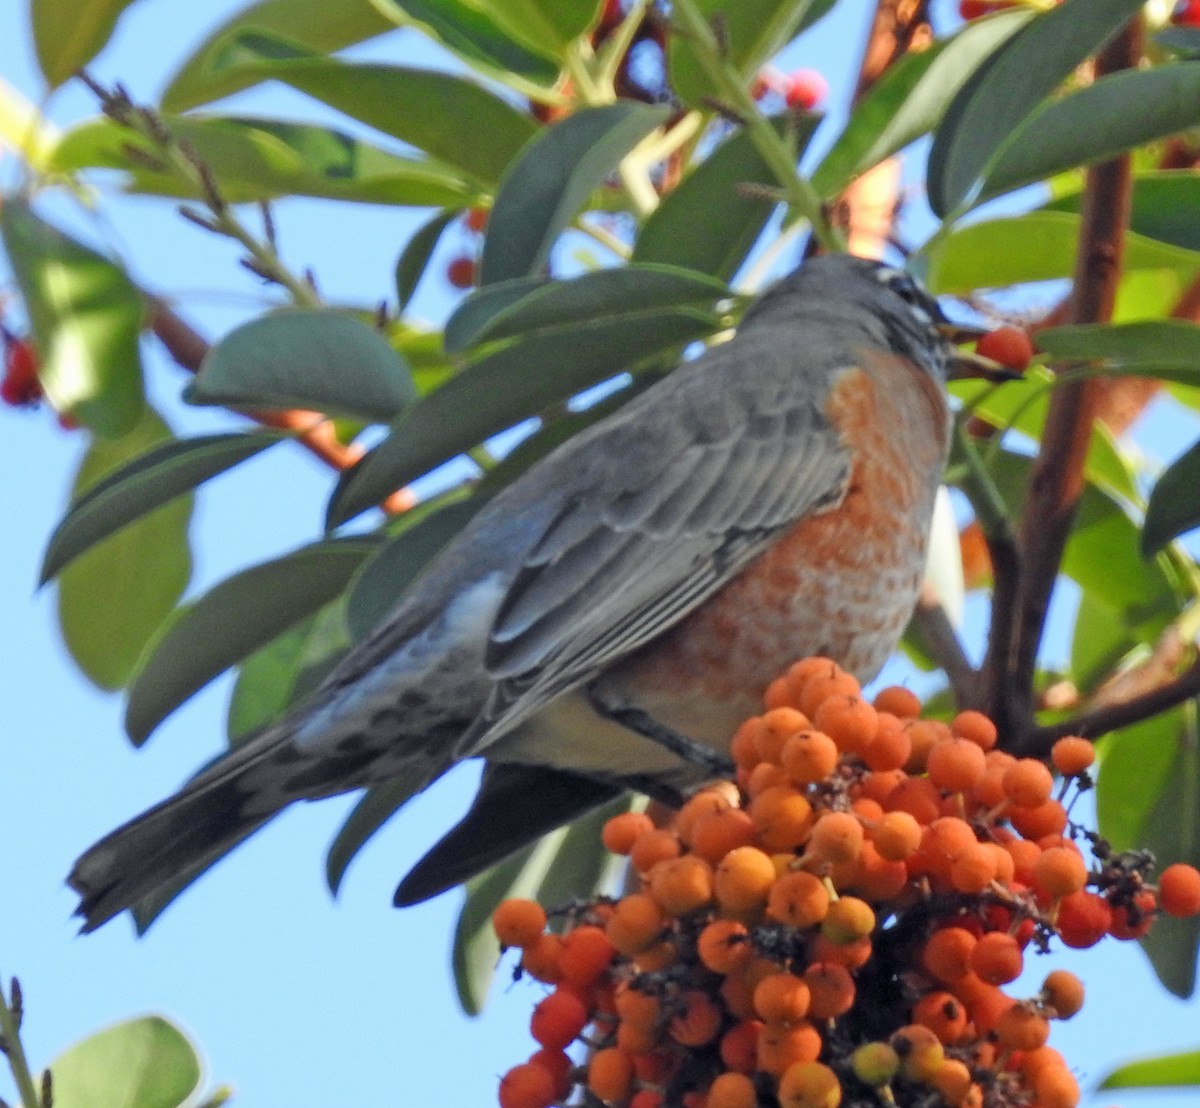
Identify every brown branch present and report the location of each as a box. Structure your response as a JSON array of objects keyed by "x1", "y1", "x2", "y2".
[
  {"x1": 986, "y1": 19, "x2": 1141, "y2": 746},
  {"x1": 914, "y1": 585, "x2": 980, "y2": 707}
]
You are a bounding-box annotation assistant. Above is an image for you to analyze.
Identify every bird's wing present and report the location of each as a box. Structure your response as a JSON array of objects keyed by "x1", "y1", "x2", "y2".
[{"x1": 460, "y1": 329, "x2": 855, "y2": 755}]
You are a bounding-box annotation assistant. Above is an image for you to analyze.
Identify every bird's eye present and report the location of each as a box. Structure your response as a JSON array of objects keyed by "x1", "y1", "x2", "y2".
[{"x1": 878, "y1": 267, "x2": 921, "y2": 304}]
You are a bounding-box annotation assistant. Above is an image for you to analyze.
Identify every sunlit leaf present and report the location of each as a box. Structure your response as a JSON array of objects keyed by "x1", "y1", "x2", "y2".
[
  {"x1": 1100, "y1": 1047, "x2": 1200, "y2": 1089},
  {"x1": 1045, "y1": 171, "x2": 1200, "y2": 255},
  {"x1": 31, "y1": 0, "x2": 140, "y2": 87}
]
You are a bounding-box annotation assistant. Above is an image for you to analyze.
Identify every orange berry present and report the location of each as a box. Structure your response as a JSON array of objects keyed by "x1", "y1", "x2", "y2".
[
  {"x1": 527, "y1": 1049, "x2": 572, "y2": 1099},
  {"x1": 861, "y1": 715, "x2": 913, "y2": 771},
  {"x1": 922, "y1": 926, "x2": 976, "y2": 984},
  {"x1": 757, "y1": 1020, "x2": 823, "y2": 1076},
  {"x1": 983, "y1": 841, "x2": 1015, "y2": 885},
  {"x1": 927, "y1": 737, "x2": 987, "y2": 793},
  {"x1": 845, "y1": 840, "x2": 910, "y2": 901},
  {"x1": 777, "y1": 1060, "x2": 842, "y2": 1108},
  {"x1": 767, "y1": 870, "x2": 830, "y2": 928},
  {"x1": 587, "y1": 1047, "x2": 634, "y2": 1103},
  {"x1": 630, "y1": 828, "x2": 681, "y2": 873},
  {"x1": 691, "y1": 807, "x2": 758, "y2": 862},
  {"x1": 903, "y1": 719, "x2": 951, "y2": 773},
  {"x1": 912, "y1": 990, "x2": 968, "y2": 1044},
  {"x1": 606, "y1": 894, "x2": 666, "y2": 955},
  {"x1": 1009, "y1": 798, "x2": 1068, "y2": 840},
  {"x1": 521, "y1": 933, "x2": 564, "y2": 984},
  {"x1": 764, "y1": 675, "x2": 797, "y2": 710},
  {"x1": 464, "y1": 206, "x2": 489, "y2": 232},
  {"x1": 615, "y1": 985, "x2": 661, "y2": 1029},
  {"x1": 1159, "y1": 863, "x2": 1200, "y2": 917},
  {"x1": 949, "y1": 842, "x2": 999, "y2": 894},
  {"x1": 956, "y1": 972, "x2": 1014, "y2": 1035},
  {"x1": 813, "y1": 694, "x2": 879, "y2": 754},
  {"x1": 976, "y1": 325, "x2": 1034, "y2": 371},
  {"x1": 781, "y1": 729, "x2": 840, "y2": 784},
  {"x1": 603, "y1": 811, "x2": 655, "y2": 854},
  {"x1": 706, "y1": 1072, "x2": 758, "y2": 1108},
  {"x1": 1033, "y1": 846, "x2": 1088, "y2": 899},
  {"x1": 1109, "y1": 889, "x2": 1157, "y2": 939},
  {"x1": 715, "y1": 845, "x2": 778, "y2": 912},
  {"x1": 798, "y1": 668, "x2": 861, "y2": 720},
  {"x1": 648, "y1": 855, "x2": 714, "y2": 916},
  {"x1": 870, "y1": 810, "x2": 923, "y2": 861},
  {"x1": 804, "y1": 961, "x2": 855, "y2": 1019},
  {"x1": 950, "y1": 709, "x2": 998, "y2": 751},
  {"x1": 758, "y1": 707, "x2": 810, "y2": 764},
  {"x1": 499, "y1": 1061, "x2": 556, "y2": 1108},
  {"x1": 633, "y1": 940, "x2": 678, "y2": 974},
  {"x1": 750, "y1": 785, "x2": 814, "y2": 852},
  {"x1": 1050, "y1": 735, "x2": 1095, "y2": 776},
  {"x1": 669, "y1": 989, "x2": 723, "y2": 1046},
  {"x1": 1033, "y1": 1063, "x2": 1081, "y2": 1108},
  {"x1": 753, "y1": 973, "x2": 811, "y2": 1022},
  {"x1": 616, "y1": 1018, "x2": 659, "y2": 1054},
  {"x1": 732, "y1": 717, "x2": 767, "y2": 766},
  {"x1": 807, "y1": 811, "x2": 864, "y2": 865},
  {"x1": 890, "y1": 1024, "x2": 945, "y2": 1082},
  {"x1": 677, "y1": 788, "x2": 735, "y2": 844},
  {"x1": 1002, "y1": 759, "x2": 1054, "y2": 807},
  {"x1": 719, "y1": 1019, "x2": 763, "y2": 1072},
  {"x1": 930, "y1": 1057, "x2": 973, "y2": 1104},
  {"x1": 914, "y1": 817, "x2": 978, "y2": 879},
  {"x1": 1056, "y1": 889, "x2": 1113, "y2": 948},
  {"x1": 970, "y1": 931, "x2": 1023, "y2": 986},
  {"x1": 872, "y1": 685, "x2": 921, "y2": 718},
  {"x1": 531, "y1": 988, "x2": 588, "y2": 1050},
  {"x1": 698, "y1": 918, "x2": 752, "y2": 974},
  {"x1": 885, "y1": 776, "x2": 941, "y2": 825},
  {"x1": 786, "y1": 656, "x2": 841, "y2": 699},
  {"x1": 810, "y1": 933, "x2": 872, "y2": 970},
  {"x1": 821, "y1": 896, "x2": 875, "y2": 944},
  {"x1": 1020, "y1": 1045, "x2": 1068, "y2": 1081},
  {"x1": 1041, "y1": 969, "x2": 1085, "y2": 1019},
  {"x1": 559, "y1": 925, "x2": 615, "y2": 987},
  {"x1": 995, "y1": 1003, "x2": 1050, "y2": 1052},
  {"x1": 492, "y1": 898, "x2": 547, "y2": 948},
  {"x1": 1004, "y1": 837, "x2": 1042, "y2": 885}
]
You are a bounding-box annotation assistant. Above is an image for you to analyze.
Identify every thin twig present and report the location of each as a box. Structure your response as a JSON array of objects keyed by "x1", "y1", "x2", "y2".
[
  {"x1": 913, "y1": 586, "x2": 980, "y2": 707},
  {"x1": 0, "y1": 977, "x2": 41, "y2": 1108}
]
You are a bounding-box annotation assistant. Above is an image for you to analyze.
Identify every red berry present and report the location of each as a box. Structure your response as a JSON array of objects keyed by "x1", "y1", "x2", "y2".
[
  {"x1": 464, "y1": 207, "x2": 489, "y2": 232},
  {"x1": 446, "y1": 254, "x2": 477, "y2": 290},
  {"x1": 975, "y1": 326, "x2": 1034, "y2": 372},
  {"x1": 1, "y1": 338, "x2": 42, "y2": 406},
  {"x1": 959, "y1": 0, "x2": 993, "y2": 18},
  {"x1": 1175, "y1": 0, "x2": 1200, "y2": 27},
  {"x1": 784, "y1": 69, "x2": 828, "y2": 111}
]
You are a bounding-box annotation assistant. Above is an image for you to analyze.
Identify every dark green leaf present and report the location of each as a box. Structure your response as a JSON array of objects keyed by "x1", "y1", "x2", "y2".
[
  {"x1": 396, "y1": 210, "x2": 461, "y2": 312},
  {"x1": 46, "y1": 1015, "x2": 202, "y2": 1108},
  {"x1": 976, "y1": 63, "x2": 1200, "y2": 208},
  {"x1": 1157, "y1": 26, "x2": 1200, "y2": 58},
  {"x1": 1100, "y1": 1048, "x2": 1200, "y2": 1089},
  {"x1": 328, "y1": 304, "x2": 719, "y2": 526},
  {"x1": 50, "y1": 115, "x2": 476, "y2": 208},
  {"x1": 31, "y1": 0, "x2": 139, "y2": 87},
  {"x1": 188, "y1": 310, "x2": 415, "y2": 423},
  {"x1": 481, "y1": 102, "x2": 672, "y2": 284},
  {"x1": 447, "y1": 263, "x2": 730, "y2": 353},
  {"x1": 58, "y1": 410, "x2": 192, "y2": 691},
  {"x1": 41, "y1": 430, "x2": 286, "y2": 584},
  {"x1": 813, "y1": 8, "x2": 1031, "y2": 198},
  {"x1": 1143, "y1": 439, "x2": 1200, "y2": 556},
  {"x1": 124, "y1": 539, "x2": 377, "y2": 746},
  {"x1": 0, "y1": 199, "x2": 145, "y2": 438},
  {"x1": 668, "y1": 0, "x2": 837, "y2": 106},
  {"x1": 202, "y1": 37, "x2": 539, "y2": 187},
  {"x1": 1038, "y1": 320, "x2": 1200, "y2": 370},
  {"x1": 927, "y1": 0, "x2": 1146, "y2": 216},
  {"x1": 373, "y1": 0, "x2": 559, "y2": 88},
  {"x1": 634, "y1": 115, "x2": 815, "y2": 280},
  {"x1": 161, "y1": 0, "x2": 394, "y2": 111},
  {"x1": 1070, "y1": 593, "x2": 1136, "y2": 697},
  {"x1": 921, "y1": 212, "x2": 1200, "y2": 295},
  {"x1": 1045, "y1": 172, "x2": 1200, "y2": 255}
]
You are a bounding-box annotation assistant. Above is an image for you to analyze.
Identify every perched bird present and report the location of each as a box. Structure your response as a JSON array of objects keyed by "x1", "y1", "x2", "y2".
[{"x1": 70, "y1": 253, "x2": 993, "y2": 930}]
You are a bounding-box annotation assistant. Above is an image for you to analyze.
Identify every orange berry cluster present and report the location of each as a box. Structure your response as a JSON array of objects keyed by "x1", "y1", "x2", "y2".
[{"x1": 493, "y1": 657, "x2": 1200, "y2": 1108}]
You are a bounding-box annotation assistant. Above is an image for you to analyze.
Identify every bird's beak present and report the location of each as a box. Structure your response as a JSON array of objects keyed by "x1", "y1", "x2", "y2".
[{"x1": 936, "y1": 322, "x2": 1024, "y2": 383}]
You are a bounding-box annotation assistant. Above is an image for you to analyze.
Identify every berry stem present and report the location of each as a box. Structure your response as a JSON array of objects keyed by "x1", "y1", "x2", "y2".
[{"x1": 0, "y1": 977, "x2": 42, "y2": 1108}]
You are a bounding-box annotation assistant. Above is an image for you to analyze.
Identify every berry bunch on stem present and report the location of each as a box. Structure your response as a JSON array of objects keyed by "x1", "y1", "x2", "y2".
[{"x1": 492, "y1": 657, "x2": 1200, "y2": 1108}]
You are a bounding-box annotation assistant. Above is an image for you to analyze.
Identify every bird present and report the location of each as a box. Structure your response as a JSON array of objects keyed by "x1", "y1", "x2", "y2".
[{"x1": 69, "y1": 252, "x2": 996, "y2": 931}]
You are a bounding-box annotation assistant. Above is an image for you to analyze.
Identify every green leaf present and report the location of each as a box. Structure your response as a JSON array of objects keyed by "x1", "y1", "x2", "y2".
[
  {"x1": 1100, "y1": 1047, "x2": 1200, "y2": 1089},
  {"x1": 927, "y1": 0, "x2": 1147, "y2": 216},
  {"x1": 31, "y1": 0, "x2": 139, "y2": 87},
  {"x1": 326, "y1": 771, "x2": 436, "y2": 895},
  {"x1": 446, "y1": 263, "x2": 730, "y2": 353},
  {"x1": 1070, "y1": 593, "x2": 1136, "y2": 696},
  {"x1": 161, "y1": 0, "x2": 394, "y2": 112},
  {"x1": 1045, "y1": 171, "x2": 1200, "y2": 255},
  {"x1": 813, "y1": 8, "x2": 1032, "y2": 198},
  {"x1": 1157, "y1": 26, "x2": 1200, "y2": 58},
  {"x1": 58, "y1": 410, "x2": 192, "y2": 692},
  {"x1": 41, "y1": 430, "x2": 287, "y2": 584},
  {"x1": 481, "y1": 0, "x2": 599, "y2": 56},
  {"x1": 46, "y1": 1015, "x2": 202, "y2": 1108},
  {"x1": 372, "y1": 0, "x2": 559, "y2": 90},
  {"x1": 124, "y1": 539, "x2": 377, "y2": 746},
  {"x1": 668, "y1": 0, "x2": 837, "y2": 107},
  {"x1": 974, "y1": 63, "x2": 1200, "y2": 209},
  {"x1": 328, "y1": 304, "x2": 720, "y2": 526},
  {"x1": 50, "y1": 115, "x2": 475, "y2": 208},
  {"x1": 1097, "y1": 706, "x2": 1200, "y2": 998},
  {"x1": 396, "y1": 209, "x2": 461, "y2": 312},
  {"x1": 921, "y1": 211, "x2": 1200, "y2": 295},
  {"x1": 187, "y1": 310, "x2": 415, "y2": 423},
  {"x1": 1038, "y1": 320, "x2": 1200, "y2": 372},
  {"x1": 1143, "y1": 439, "x2": 1200, "y2": 556},
  {"x1": 202, "y1": 37, "x2": 539, "y2": 187},
  {"x1": 634, "y1": 114, "x2": 815, "y2": 281},
  {"x1": 481, "y1": 102, "x2": 672, "y2": 284},
  {"x1": 0, "y1": 199, "x2": 145, "y2": 438}
]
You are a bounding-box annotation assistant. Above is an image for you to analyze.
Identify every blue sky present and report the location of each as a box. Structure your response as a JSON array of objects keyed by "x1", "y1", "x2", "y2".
[{"x1": 2, "y1": 1, "x2": 1199, "y2": 1105}]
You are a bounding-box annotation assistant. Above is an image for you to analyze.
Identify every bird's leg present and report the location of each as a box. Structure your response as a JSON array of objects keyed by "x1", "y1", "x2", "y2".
[{"x1": 586, "y1": 686, "x2": 736, "y2": 779}]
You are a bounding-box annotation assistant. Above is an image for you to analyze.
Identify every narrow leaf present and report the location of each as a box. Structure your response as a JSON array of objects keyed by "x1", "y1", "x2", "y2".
[
  {"x1": 124, "y1": 539, "x2": 377, "y2": 746},
  {"x1": 1038, "y1": 320, "x2": 1200, "y2": 368},
  {"x1": 1143, "y1": 439, "x2": 1200, "y2": 556},
  {"x1": 396, "y1": 209, "x2": 461, "y2": 312},
  {"x1": 1046, "y1": 171, "x2": 1200, "y2": 255},
  {"x1": 161, "y1": 0, "x2": 394, "y2": 111},
  {"x1": 927, "y1": 0, "x2": 1146, "y2": 216},
  {"x1": 0, "y1": 199, "x2": 145, "y2": 438},
  {"x1": 41, "y1": 430, "x2": 286, "y2": 583},
  {"x1": 1100, "y1": 1048, "x2": 1200, "y2": 1089},
  {"x1": 31, "y1": 0, "x2": 139, "y2": 87},
  {"x1": 443, "y1": 274, "x2": 551, "y2": 353},
  {"x1": 480, "y1": 102, "x2": 672, "y2": 284},
  {"x1": 188, "y1": 310, "x2": 415, "y2": 423}
]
